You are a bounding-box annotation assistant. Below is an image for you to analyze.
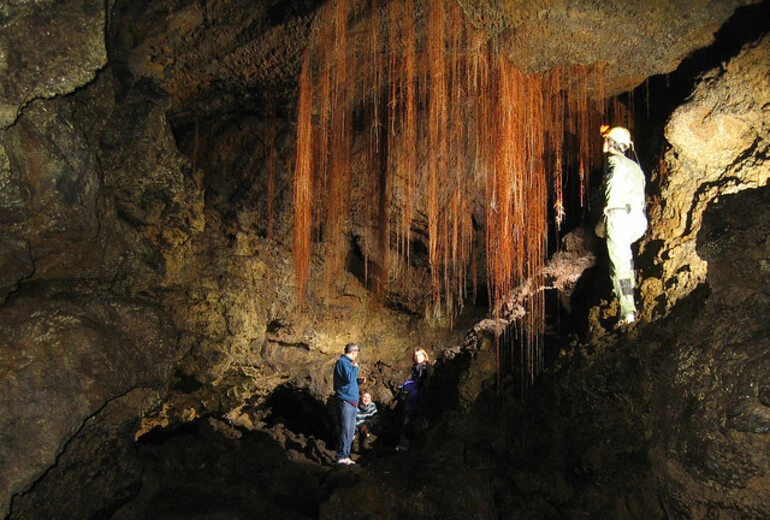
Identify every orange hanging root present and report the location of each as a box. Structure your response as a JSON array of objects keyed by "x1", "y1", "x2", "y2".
[
  {"x1": 293, "y1": 53, "x2": 314, "y2": 304},
  {"x1": 296, "y1": 0, "x2": 619, "y2": 380},
  {"x1": 426, "y1": 0, "x2": 447, "y2": 317},
  {"x1": 402, "y1": 0, "x2": 417, "y2": 271},
  {"x1": 325, "y1": 0, "x2": 351, "y2": 291}
]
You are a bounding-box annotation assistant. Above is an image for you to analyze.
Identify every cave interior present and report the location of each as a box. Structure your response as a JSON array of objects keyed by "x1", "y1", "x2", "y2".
[{"x1": 1, "y1": 0, "x2": 770, "y2": 519}]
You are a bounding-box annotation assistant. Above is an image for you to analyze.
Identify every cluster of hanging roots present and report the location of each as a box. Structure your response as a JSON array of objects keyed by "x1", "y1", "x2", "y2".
[{"x1": 291, "y1": 0, "x2": 634, "y2": 382}]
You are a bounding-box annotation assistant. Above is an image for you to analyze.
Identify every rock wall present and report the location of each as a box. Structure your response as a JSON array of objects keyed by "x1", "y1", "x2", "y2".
[
  {"x1": 651, "y1": 185, "x2": 770, "y2": 516},
  {"x1": 641, "y1": 33, "x2": 770, "y2": 320},
  {"x1": 0, "y1": 71, "x2": 198, "y2": 516}
]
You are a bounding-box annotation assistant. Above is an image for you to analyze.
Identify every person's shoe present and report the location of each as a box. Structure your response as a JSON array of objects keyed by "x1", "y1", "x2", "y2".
[
  {"x1": 395, "y1": 445, "x2": 409, "y2": 452},
  {"x1": 614, "y1": 312, "x2": 637, "y2": 331},
  {"x1": 336, "y1": 457, "x2": 356, "y2": 465},
  {"x1": 615, "y1": 312, "x2": 635, "y2": 326}
]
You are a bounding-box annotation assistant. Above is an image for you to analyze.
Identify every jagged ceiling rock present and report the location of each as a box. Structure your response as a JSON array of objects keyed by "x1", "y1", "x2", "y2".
[
  {"x1": 0, "y1": 0, "x2": 760, "y2": 139},
  {"x1": 0, "y1": 0, "x2": 107, "y2": 129},
  {"x1": 109, "y1": 0, "x2": 323, "y2": 123},
  {"x1": 106, "y1": 0, "x2": 759, "y2": 124},
  {"x1": 458, "y1": 0, "x2": 759, "y2": 95}
]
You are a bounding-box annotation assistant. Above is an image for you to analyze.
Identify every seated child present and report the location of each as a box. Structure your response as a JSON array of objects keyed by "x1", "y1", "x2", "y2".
[{"x1": 355, "y1": 390, "x2": 379, "y2": 442}]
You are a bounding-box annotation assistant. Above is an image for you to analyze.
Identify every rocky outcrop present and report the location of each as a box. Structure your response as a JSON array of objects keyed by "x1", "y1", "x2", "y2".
[
  {"x1": 0, "y1": 293, "x2": 177, "y2": 517},
  {"x1": 642, "y1": 33, "x2": 770, "y2": 320}
]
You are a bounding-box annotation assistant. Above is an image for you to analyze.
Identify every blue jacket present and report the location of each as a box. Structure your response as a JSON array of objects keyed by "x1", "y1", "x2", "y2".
[
  {"x1": 401, "y1": 362, "x2": 428, "y2": 413},
  {"x1": 334, "y1": 354, "x2": 360, "y2": 404}
]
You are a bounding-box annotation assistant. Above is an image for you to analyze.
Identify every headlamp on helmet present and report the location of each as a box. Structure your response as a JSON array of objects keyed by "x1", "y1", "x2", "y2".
[{"x1": 601, "y1": 125, "x2": 632, "y2": 151}]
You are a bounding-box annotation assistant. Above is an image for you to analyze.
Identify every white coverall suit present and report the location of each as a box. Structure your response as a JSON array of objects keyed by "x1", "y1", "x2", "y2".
[{"x1": 603, "y1": 152, "x2": 647, "y2": 319}]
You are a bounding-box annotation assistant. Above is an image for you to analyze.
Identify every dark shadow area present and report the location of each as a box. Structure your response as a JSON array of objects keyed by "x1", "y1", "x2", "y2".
[
  {"x1": 261, "y1": 383, "x2": 338, "y2": 447},
  {"x1": 566, "y1": 259, "x2": 613, "y2": 334},
  {"x1": 696, "y1": 183, "x2": 770, "y2": 263},
  {"x1": 266, "y1": 0, "x2": 327, "y2": 28},
  {"x1": 128, "y1": 418, "x2": 331, "y2": 520}
]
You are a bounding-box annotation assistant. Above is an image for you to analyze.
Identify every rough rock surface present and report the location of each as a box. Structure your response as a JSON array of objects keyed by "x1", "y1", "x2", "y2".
[
  {"x1": 0, "y1": 0, "x2": 107, "y2": 128},
  {"x1": 0, "y1": 68, "x2": 200, "y2": 515},
  {"x1": 653, "y1": 185, "x2": 770, "y2": 516},
  {"x1": 0, "y1": 294, "x2": 177, "y2": 517},
  {"x1": 642, "y1": 32, "x2": 770, "y2": 321},
  {"x1": 0, "y1": 0, "x2": 769, "y2": 519},
  {"x1": 458, "y1": 0, "x2": 757, "y2": 95}
]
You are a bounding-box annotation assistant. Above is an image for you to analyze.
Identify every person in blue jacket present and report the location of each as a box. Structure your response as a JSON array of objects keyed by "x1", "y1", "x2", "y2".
[{"x1": 333, "y1": 342, "x2": 365, "y2": 465}]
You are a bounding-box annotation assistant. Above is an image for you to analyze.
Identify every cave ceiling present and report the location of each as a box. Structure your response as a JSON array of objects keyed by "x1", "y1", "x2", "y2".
[
  {"x1": 122, "y1": 0, "x2": 760, "y2": 124},
  {"x1": 1, "y1": 0, "x2": 759, "y2": 129}
]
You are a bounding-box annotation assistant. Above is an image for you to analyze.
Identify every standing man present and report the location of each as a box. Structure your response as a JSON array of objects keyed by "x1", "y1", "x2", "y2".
[
  {"x1": 601, "y1": 125, "x2": 647, "y2": 325},
  {"x1": 333, "y1": 342, "x2": 365, "y2": 465}
]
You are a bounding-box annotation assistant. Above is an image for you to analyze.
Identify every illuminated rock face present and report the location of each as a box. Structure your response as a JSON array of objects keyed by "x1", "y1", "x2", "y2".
[
  {"x1": 0, "y1": 1, "x2": 769, "y2": 518},
  {"x1": 645, "y1": 32, "x2": 770, "y2": 319}
]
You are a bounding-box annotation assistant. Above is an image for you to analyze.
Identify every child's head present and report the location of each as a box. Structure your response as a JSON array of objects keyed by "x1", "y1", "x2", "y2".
[
  {"x1": 413, "y1": 348, "x2": 429, "y2": 364},
  {"x1": 360, "y1": 391, "x2": 373, "y2": 405}
]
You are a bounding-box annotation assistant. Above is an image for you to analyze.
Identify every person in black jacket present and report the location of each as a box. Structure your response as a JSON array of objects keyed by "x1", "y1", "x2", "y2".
[{"x1": 396, "y1": 348, "x2": 430, "y2": 451}]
